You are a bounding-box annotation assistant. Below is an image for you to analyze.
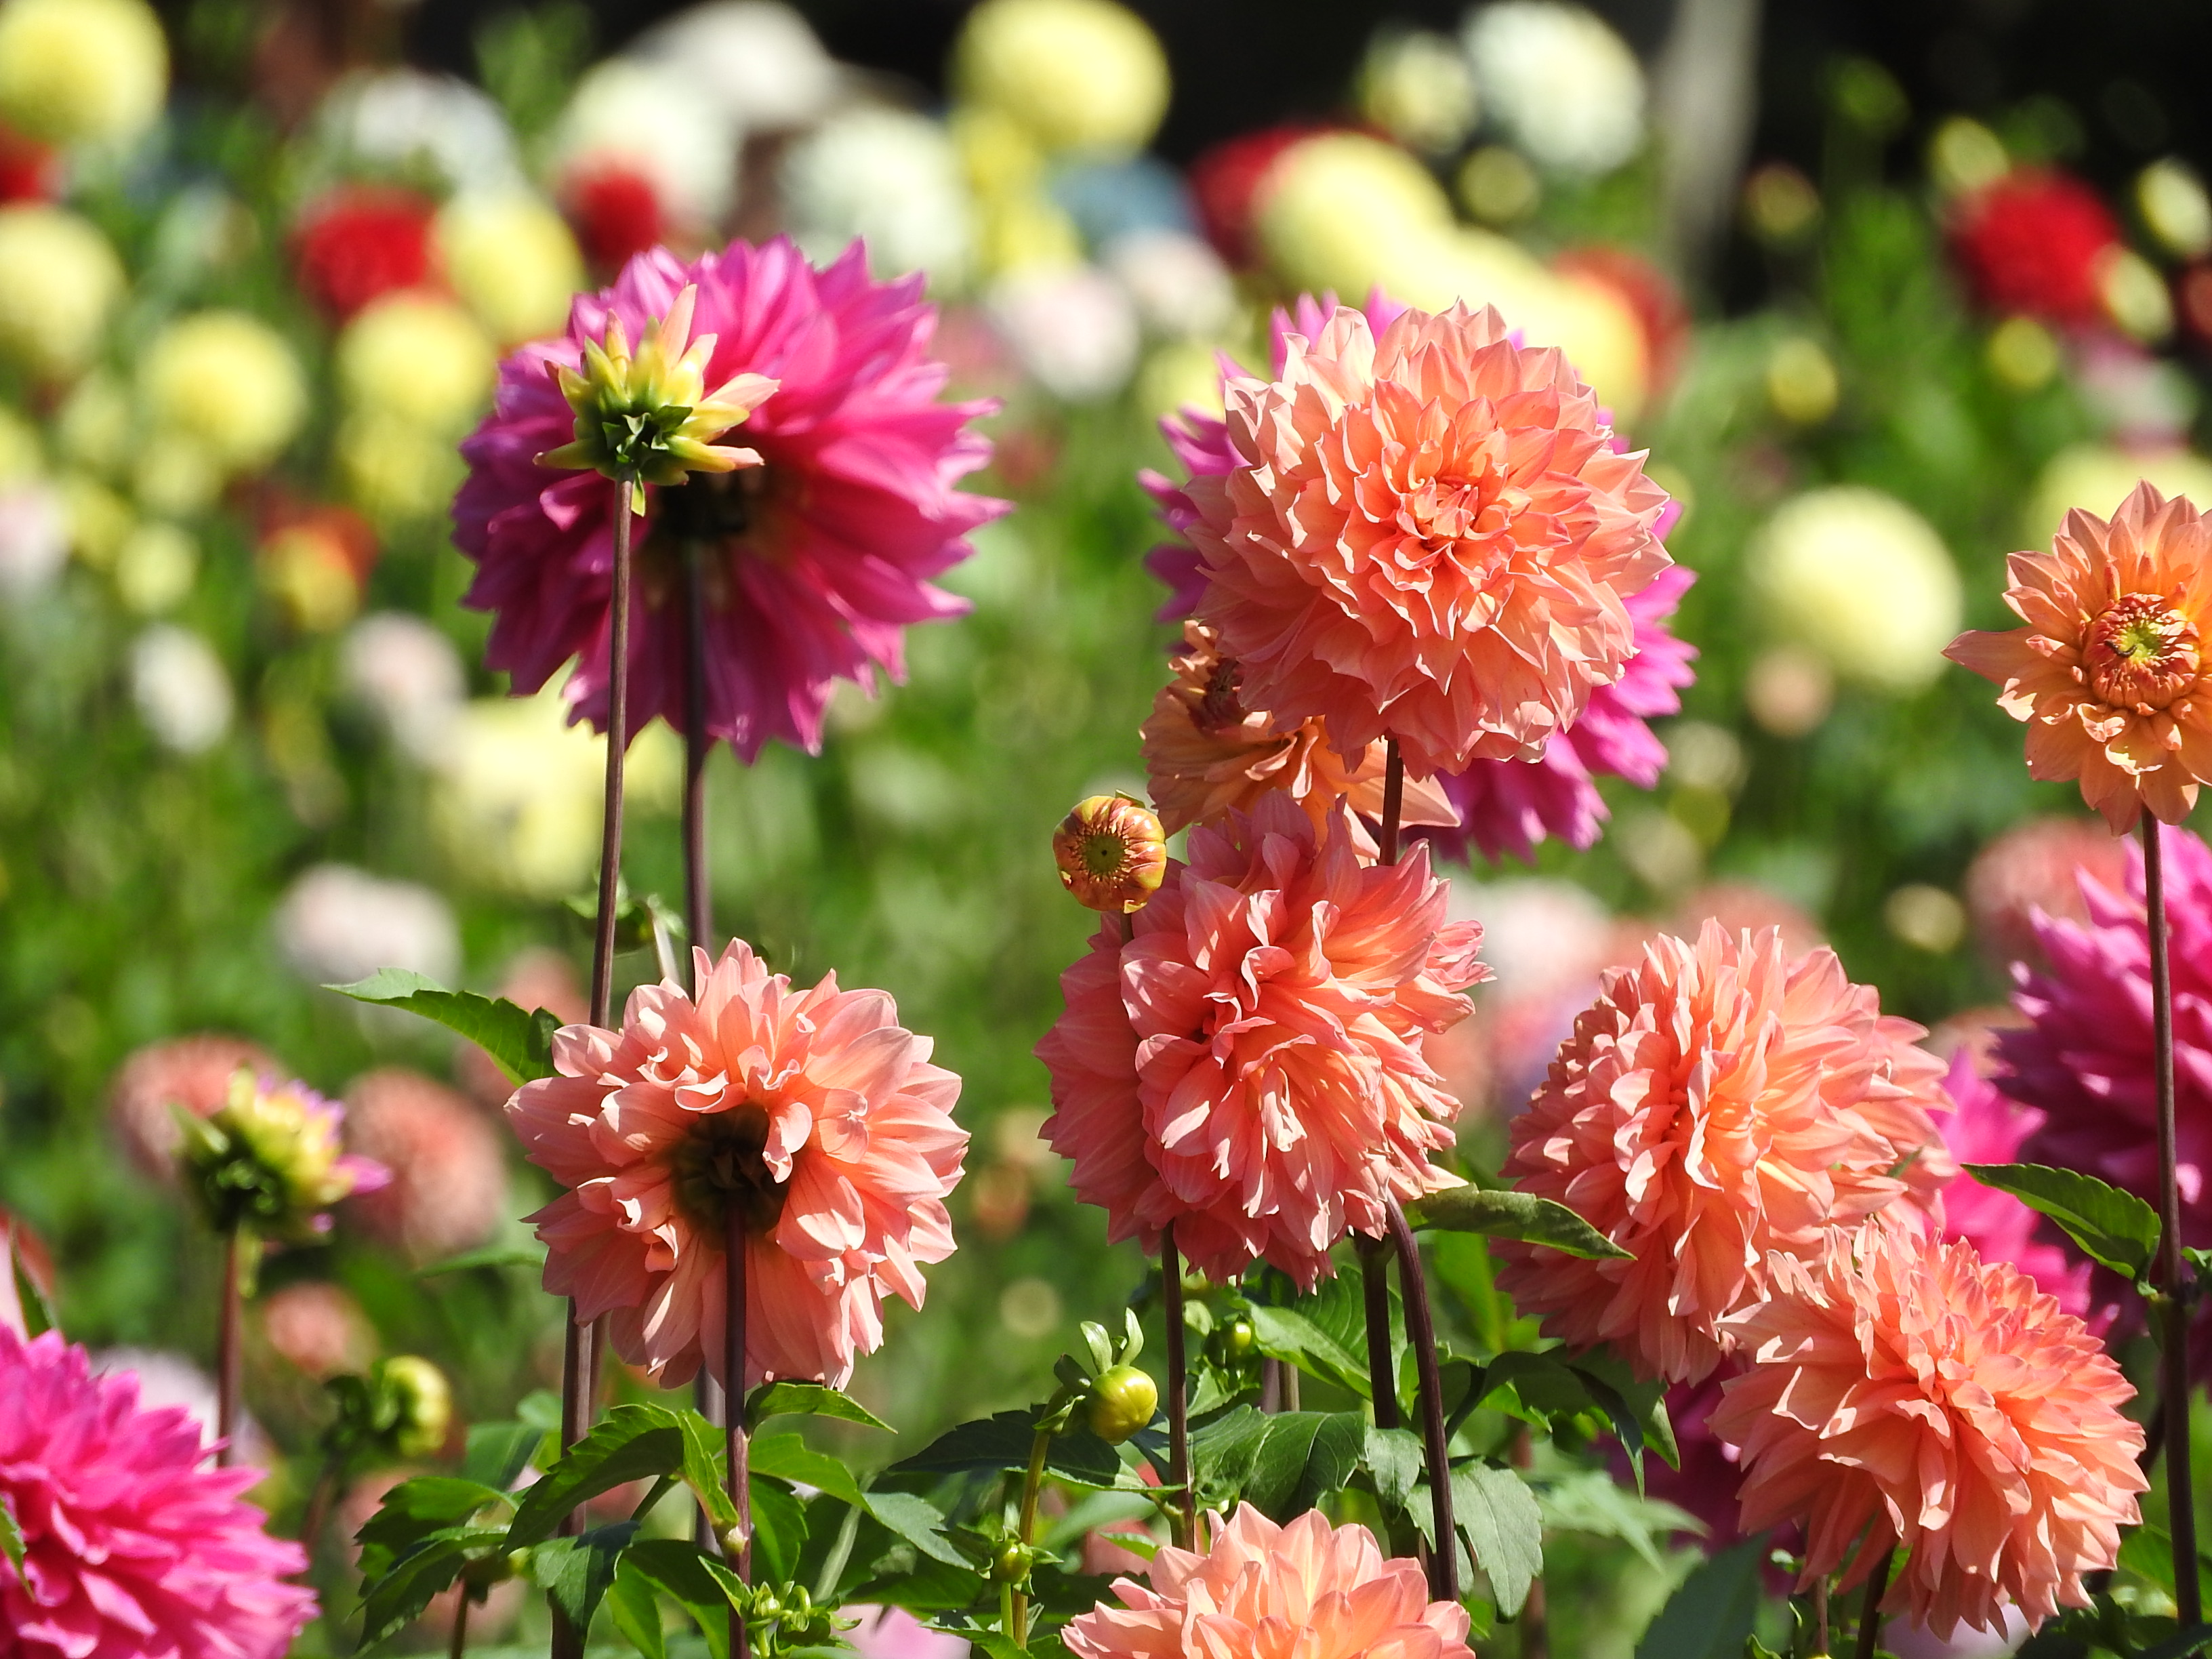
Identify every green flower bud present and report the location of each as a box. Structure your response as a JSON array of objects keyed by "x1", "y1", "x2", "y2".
[
  {"x1": 991, "y1": 1540, "x2": 1033, "y2": 1582},
  {"x1": 1084, "y1": 1364, "x2": 1159, "y2": 1443},
  {"x1": 375, "y1": 1355, "x2": 453, "y2": 1460},
  {"x1": 176, "y1": 1069, "x2": 385, "y2": 1241}
]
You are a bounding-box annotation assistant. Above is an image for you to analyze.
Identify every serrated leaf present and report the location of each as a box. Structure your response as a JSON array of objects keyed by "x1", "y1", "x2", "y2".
[
  {"x1": 359, "y1": 1530, "x2": 505, "y2": 1648},
  {"x1": 356, "y1": 1477, "x2": 508, "y2": 1553},
  {"x1": 1963, "y1": 1162, "x2": 2161, "y2": 1280},
  {"x1": 749, "y1": 1477, "x2": 808, "y2": 1584},
  {"x1": 615, "y1": 1539, "x2": 743, "y2": 1659},
  {"x1": 889, "y1": 1409, "x2": 1124, "y2": 1489},
  {"x1": 1573, "y1": 1351, "x2": 1679, "y2": 1473},
  {"x1": 462, "y1": 1422, "x2": 547, "y2": 1494},
  {"x1": 675, "y1": 1408, "x2": 739, "y2": 1534},
  {"x1": 1537, "y1": 1469, "x2": 1700, "y2": 1571},
  {"x1": 506, "y1": 1405, "x2": 687, "y2": 1547},
  {"x1": 1189, "y1": 1408, "x2": 1365, "y2": 1519},
  {"x1": 1449, "y1": 1464, "x2": 1544, "y2": 1619},
  {"x1": 326, "y1": 970, "x2": 560, "y2": 1085},
  {"x1": 1363, "y1": 1426, "x2": 1424, "y2": 1515},
  {"x1": 1247, "y1": 1305, "x2": 1374, "y2": 1401},
  {"x1": 1634, "y1": 1535, "x2": 1767, "y2": 1659},
  {"x1": 529, "y1": 1521, "x2": 640, "y2": 1635},
  {"x1": 1410, "y1": 1187, "x2": 1631, "y2": 1259},
  {"x1": 743, "y1": 1381, "x2": 892, "y2": 1435},
  {"x1": 861, "y1": 1490, "x2": 964, "y2": 1568},
  {"x1": 605, "y1": 1563, "x2": 667, "y2": 1659}
]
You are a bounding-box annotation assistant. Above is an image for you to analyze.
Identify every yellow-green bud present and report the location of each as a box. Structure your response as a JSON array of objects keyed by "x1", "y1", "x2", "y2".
[
  {"x1": 1084, "y1": 1364, "x2": 1159, "y2": 1443},
  {"x1": 377, "y1": 1355, "x2": 453, "y2": 1460},
  {"x1": 177, "y1": 1069, "x2": 385, "y2": 1240}
]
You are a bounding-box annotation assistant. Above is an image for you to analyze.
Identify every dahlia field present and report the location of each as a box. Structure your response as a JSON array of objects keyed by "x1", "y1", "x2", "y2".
[{"x1": 2, "y1": 3, "x2": 2211, "y2": 1658}]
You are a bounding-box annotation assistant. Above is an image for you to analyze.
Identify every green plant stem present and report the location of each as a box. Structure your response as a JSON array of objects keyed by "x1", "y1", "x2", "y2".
[
  {"x1": 2143, "y1": 817, "x2": 2203, "y2": 1628},
  {"x1": 727, "y1": 1206, "x2": 752, "y2": 1659},
  {"x1": 1162, "y1": 1222, "x2": 1195, "y2": 1551},
  {"x1": 1388, "y1": 1198, "x2": 1455, "y2": 1602},
  {"x1": 682, "y1": 536, "x2": 724, "y2": 1551},
  {"x1": 1008, "y1": 1426, "x2": 1052, "y2": 1644},
  {"x1": 1358, "y1": 1237, "x2": 1401, "y2": 1430},
  {"x1": 214, "y1": 1225, "x2": 243, "y2": 1468},
  {"x1": 1813, "y1": 1578, "x2": 1831, "y2": 1656},
  {"x1": 1853, "y1": 1548, "x2": 1893, "y2": 1659}
]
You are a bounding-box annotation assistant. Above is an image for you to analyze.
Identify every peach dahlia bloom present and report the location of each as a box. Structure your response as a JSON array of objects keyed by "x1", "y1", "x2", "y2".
[
  {"x1": 1711, "y1": 1225, "x2": 2145, "y2": 1639},
  {"x1": 1036, "y1": 794, "x2": 1486, "y2": 1288},
  {"x1": 507, "y1": 941, "x2": 966, "y2": 1390},
  {"x1": 1142, "y1": 621, "x2": 1458, "y2": 837},
  {"x1": 1187, "y1": 302, "x2": 1674, "y2": 779},
  {"x1": 1493, "y1": 921, "x2": 1954, "y2": 1384},
  {"x1": 1947, "y1": 481, "x2": 2212, "y2": 832},
  {"x1": 1063, "y1": 1502, "x2": 1472, "y2": 1659}
]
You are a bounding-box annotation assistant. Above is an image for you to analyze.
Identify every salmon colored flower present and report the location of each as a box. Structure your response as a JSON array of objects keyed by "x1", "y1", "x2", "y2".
[
  {"x1": 1711, "y1": 1225, "x2": 2145, "y2": 1639},
  {"x1": 107, "y1": 1033, "x2": 276, "y2": 1181},
  {"x1": 1141, "y1": 620, "x2": 1458, "y2": 838},
  {"x1": 507, "y1": 941, "x2": 967, "y2": 1390},
  {"x1": 1184, "y1": 301, "x2": 1673, "y2": 779},
  {"x1": 1054, "y1": 794, "x2": 1169, "y2": 912},
  {"x1": 1494, "y1": 921, "x2": 1954, "y2": 1384},
  {"x1": 1036, "y1": 794, "x2": 1486, "y2": 1288},
  {"x1": 1063, "y1": 1502, "x2": 1472, "y2": 1659},
  {"x1": 341, "y1": 1069, "x2": 510, "y2": 1265},
  {"x1": 1946, "y1": 481, "x2": 2212, "y2": 831}
]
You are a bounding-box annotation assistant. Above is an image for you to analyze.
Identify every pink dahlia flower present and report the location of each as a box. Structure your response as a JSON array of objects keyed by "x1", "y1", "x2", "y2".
[
  {"x1": 1932, "y1": 1050, "x2": 2100, "y2": 1320},
  {"x1": 1141, "y1": 296, "x2": 1693, "y2": 860},
  {"x1": 1962, "y1": 816, "x2": 2128, "y2": 968},
  {"x1": 508, "y1": 941, "x2": 967, "y2": 1390},
  {"x1": 0, "y1": 1328, "x2": 316, "y2": 1659},
  {"x1": 1711, "y1": 1225, "x2": 2145, "y2": 1640},
  {"x1": 342, "y1": 1069, "x2": 510, "y2": 1264},
  {"x1": 1494, "y1": 921, "x2": 1954, "y2": 1384},
  {"x1": 1036, "y1": 793, "x2": 1487, "y2": 1288},
  {"x1": 1063, "y1": 1502, "x2": 1472, "y2": 1659},
  {"x1": 1996, "y1": 825, "x2": 2212, "y2": 1365},
  {"x1": 1176, "y1": 300, "x2": 1673, "y2": 779},
  {"x1": 454, "y1": 238, "x2": 1004, "y2": 760}
]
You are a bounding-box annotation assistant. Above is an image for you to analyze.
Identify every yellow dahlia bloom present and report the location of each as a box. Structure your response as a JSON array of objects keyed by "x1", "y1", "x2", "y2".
[
  {"x1": 954, "y1": 0, "x2": 1168, "y2": 157},
  {"x1": 0, "y1": 206, "x2": 123, "y2": 382},
  {"x1": 1948, "y1": 480, "x2": 2212, "y2": 830},
  {"x1": 336, "y1": 291, "x2": 495, "y2": 435},
  {"x1": 434, "y1": 192, "x2": 584, "y2": 347},
  {"x1": 140, "y1": 312, "x2": 306, "y2": 474},
  {"x1": 0, "y1": 0, "x2": 166, "y2": 148}
]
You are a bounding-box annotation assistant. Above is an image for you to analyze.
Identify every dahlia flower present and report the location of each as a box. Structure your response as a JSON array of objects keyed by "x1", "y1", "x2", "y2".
[
  {"x1": 1054, "y1": 794, "x2": 1169, "y2": 912},
  {"x1": 0, "y1": 1328, "x2": 316, "y2": 1659},
  {"x1": 1170, "y1": 302, "x2": 1672, "y2": 776},
  {"x1": 1462, "y1": 2, "x2": 1646, "y2": 177},
  {"x1": 1947, "y1": 480, "x2": 2212, "y2": 831},
  {"x1": 1933, "y1": 1051, "x2": 2099, "y2": 1319},
  {"x1": 455, "y1": 238, "x2": 1004, "y2": 760},
  {"x1": 1035, "y1": 794, "x2": 1487, "y2": 1288},
  {"x1": 342, "y1": 1069, "x2": 510, "y2": 1263},
  {"x1": 508, "y1": 940, "x2": 967, "y2": 1390},
  {"x1": 108, "y1": 1034, "x2": 276, "y2": 1181},
  {"x1": 1711, "y1": 1225, "x2": 2145, "y2": 1639},
  {"x1": 1961, "y1": 815, "x2": 2127, "y2": 967},
  {"x1": 176, "y1": 1071, "x2": 390, "y2": 1242},
  {"x1": 1949, "y1": 169, "x2": 2121, "y2": 328},
  {"x1": 1141, "y1": 621, "x2": 1458, "y2": 838},
  {"x1": 1063, "y1": 1503, "x2": 1472, "y2": 1659},
  {"x1": 1997, "y1": 824, "x2": 2212, "y2": 1362},
  {"x1": 1493, "y1": 921, "x2": 1954, "y2": 1384},
  {"x1": 0, "y1": 205, "x2": 120, "y2": 382},
  {"x1": 291, "y1": 185, "x2": 437, "y2": 322}
]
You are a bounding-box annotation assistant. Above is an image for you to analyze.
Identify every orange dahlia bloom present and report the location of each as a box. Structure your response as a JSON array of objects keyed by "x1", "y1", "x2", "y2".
[
  {"x1": 1493, "y1": 922, "x2": 1953, "y2": 1384},
  {"x1": 1947, "y1": 481, "x2": 2212, "y2": 831},
  {"x1": 1711, "y1": 1225, "x2": 2145, "y2": 1639},
  {"x1": 1063, "y1": 1502, "x2": 1473, "y2": 1659},
  {"x1": 1142, "y1": 621, "x2": 1460, "y2": 837},
  {"x1": 508, "y1": 941, "x2": 967, "y2": 1390},
  {"x1": 1187, "y1": 302, "x2": 1674, "y2": 779},
  {"x1": 1036, "y1": 794, "x2": 1486, "y2": 1288}
]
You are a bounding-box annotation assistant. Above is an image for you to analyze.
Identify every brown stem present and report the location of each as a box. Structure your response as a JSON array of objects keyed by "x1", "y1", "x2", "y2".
[
  {"x1": 682, "y1": 539, "x2": 713, "y2": 973},
  {"x1": 1388, "y1": 1198, "x2": 1456, "y2": 1602},
  {"x1": 298, "y1": 1455, "x2": 340, "y2": 1570},
  {"x1": 1853, "y1": 1548, "x2": 1893, "y2": 1659},
  {"x1": 726, "y1": 1208, "x2": 752, "y2": 1659},
  {"x1": 215, "y1": 1227, "x2": 243, "y2": 1467},
  {"x1": 1259, "y1": 1358, "x2": 1283, "y2": 1413},
  {"x1": 1162, "y1": 1223, "x2": 1195, "y2": 1551},
  {"x1": 1379, "y1": 739, "x2": 1405, "y2": 867},
  {"x1": 2144, "y1": 818, "x2": 2203, "y2": 1626},
  {"x1": 449, "y1": 1589, "x2": 471, "y2": 1659},
  {"x1": 1813, "y1": 1578, "x2": 1832, "y2": 1656},
  {"x1": 1279, "y1": 1364, "x2": 1298, "y2": 1412},
  {"x1": 1358, "y1": 1235, "x2": 1401, "y2": 1429}
]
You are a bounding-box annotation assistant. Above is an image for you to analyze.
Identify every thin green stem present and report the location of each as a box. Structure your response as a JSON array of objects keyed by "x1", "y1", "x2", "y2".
[
  {"x1": 1162, "y1": 1223, "x2": 1195, "y2": 1551},
  {"x1": 2143, "y1": 816, "x2": 2202, "y2": 1628},
  {"x1": 1008, "y1": 1426, "x2": 1052, "y2": 1644}
]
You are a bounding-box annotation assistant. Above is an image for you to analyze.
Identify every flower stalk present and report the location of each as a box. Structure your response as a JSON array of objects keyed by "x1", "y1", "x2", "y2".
[
  {"x1": 214, "y1": 1225, "x2": 245, "y2": 1467},
  {"x1": 1387, "y1": 1198, "x2": 1455, "y2": 1603},
  {"x1": 1008, "y1": 1425, "x2": 1053, "y2": 1644},
  {"x1": 726, "y1": 1206, "x2": 753, "y2": 1659},
  {"x1": 1853, "y1": 1548, "x2": 1893, "y2": 1659},
  {"x1": 2139, "y1": 817, "x2": 2201, "y2": 1627},
  {"x1": 1161, "y1": 1221, "x2": 1195, "y2": 1551},
  {"x1": 1357, "y1": 1237, "x2": 1400, "y2": 1430}
]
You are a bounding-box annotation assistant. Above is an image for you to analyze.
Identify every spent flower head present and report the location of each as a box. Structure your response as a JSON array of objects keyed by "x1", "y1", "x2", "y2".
[
  {"x1": 1054, "y1": 794, "x2": 1168, "y2": 912},
  {"x1": 538, "y1": 283, "x2": 777, "y2": 507},
  {"x1": 175, "y1": 1067, "x2": 390, "y2": 1241}
]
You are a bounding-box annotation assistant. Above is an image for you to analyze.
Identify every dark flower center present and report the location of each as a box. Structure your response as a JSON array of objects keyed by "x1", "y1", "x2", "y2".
[
  {"x1": 2085, "y1": 593, "x2": 2200, "y2": 708},
  {"x1": 670, "y1": 1103, "x2": 787, "y2": 1237},
  {"x1": 1195, "y1": 657, "x2": 1248, "y2": 735}
]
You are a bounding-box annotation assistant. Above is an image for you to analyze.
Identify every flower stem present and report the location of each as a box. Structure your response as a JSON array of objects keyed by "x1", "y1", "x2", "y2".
[
  {"x1": 298, "y1": 1452, "x2": 340, "y2": 1570},
  {"x1": 1852, "y1": 1547, "x2": 1892, "y2": 1659},
  {"x1": 1009, "y1": 1425, "x2": 1052, "y2": 1643},
  {"x1": 1380, "y1": 739, "x2": 1404, "y2": 866},
  {"x1": 215, "y1": 1225, "x2": 243, "y2": 1467},
  {"x1": 1357, "y1": 1236, "x2": 1401, "y2": 1429},
  {"x1": 1388, "y1": 1197, "x2": 1456, "y2": 1602},
  {"x1": 1813, "y1": 1578, "x2": 1831, "y2": 1656},
  {"x1": 1161, "y1": 1222, "x2": 1195, "y2": 1551},
  {"x1": 449, "y1": 1590, "x2": 471, "y2": 1659},
  {"x1": 2142, "y1": 816, "x2": 2202, "y2": 1628},
  {"x1": 726, "y1": 1207, "x2": 753, "y2": 1659},
  {"x1": 682, "y1": 537, "x2": 713, "y2": 969}
]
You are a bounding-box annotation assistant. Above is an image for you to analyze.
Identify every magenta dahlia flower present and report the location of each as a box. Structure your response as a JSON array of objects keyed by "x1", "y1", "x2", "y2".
[
  {"x1": 454, "y1": 238, "x2": 1005, "y2": 760},
  {"x1": 1995, "y1": 825, "x2": 2212, "y2": 1362},
  {"x1": 0, "y1": 1328, "x2": 316, "y2": 1659},
  {"x1": 1139, "y1": 292, "x2": 1694, "y2": 861}
]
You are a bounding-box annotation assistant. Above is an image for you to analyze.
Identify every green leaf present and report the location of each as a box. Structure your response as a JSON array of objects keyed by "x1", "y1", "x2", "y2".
[
  {"x1": 1409, "y1": 1187, "x2": 1631, "y2": 1260},
  {"x1": 1570, "y1": 1353, "x2": 1680, "y2": 1486},
  {"x1": 743, "y1": 1381, "x2": 892, "y2": 1435},
  {"x1": 2138, "y1": 1624, "x2": 2212, "y2": 1659},
  {"x1": 747, "y1": 1477, "x2": 808, "y2": 1584},
  {"x1": 1447, "y1": 1463, "x2": 1544, "y2": 1619},
  {"x1": 859, "y1": 1490, "x2": 965, "y2": 1569},
  {"x1": 1247, "y1": 1305, "x2": 1374, "y2": 1401},
  {"x1": 1363, "y1": 1426, "x2": 1424, "y2": 1516},
  {"x1": 614, "y1": 1539, "x2": 744, "y2": 1659},
  {"x1": 1536, "y1": 1469, "x2": 1700, "y2": 1572},
  {"x1": 605, "y1": 1562, "x2": 668, "y2": 1659},
  {"x1": 1962, "y1": 1162, "x2": 2161, "y2": 1280},
  {"x1": 889, "y1": 1409, "x2": 1125, "y2": 1489},
  {"x1": 0, "y1": 1494, "x2": 22, "y2": 1579},
  {"x1": 357, "y1": 1478, "x2": 508, "y2": 1554},
  {"x1": 506, "y1": 1405, "x2": 689, "y2": 1548},
  {"x1": 358, "y1": 1531, "x2": 504, "y2": 1648},
  {"x1": 418, "y1": 1244, "x2": 548, "y2": 1276},
  {"x1": 529, "y1": 1520, "x2": 640, "y2": 1635},
  {"x1": 462, "y1": 1422, "x2": 548, "y2": 1494},
  {"x1": 326, "y1": 970, "x2": 560, "y2": 1085},
  {"x1": 1635, "y1": 1536, "x2": 1767, "y2": 1659},
  {"x1": 1189, "y1": 1408, "x2": 1366, "y2": 1519},
  {"x1": 675, "y1": 1408, "x2": 740, "y2": 1534}
]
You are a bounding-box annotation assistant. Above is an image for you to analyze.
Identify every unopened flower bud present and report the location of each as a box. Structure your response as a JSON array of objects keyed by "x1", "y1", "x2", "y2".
[
  {"x1": 990, "y1": 1539, "x2": 1034, "y2": 1582},
  {"x1": 178, "y1": 1069, "x2": 390, "y2": 1240},
  {"x1": 1084, "y1": 1364, "x2": 1159, "y2": 1443},
  {"x1": 1053, "y1": 794, "x2": 1167, "y2": 912},
  {"x1": 375, "y1": 1355, "x2": 453, "y2": 1460}
]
